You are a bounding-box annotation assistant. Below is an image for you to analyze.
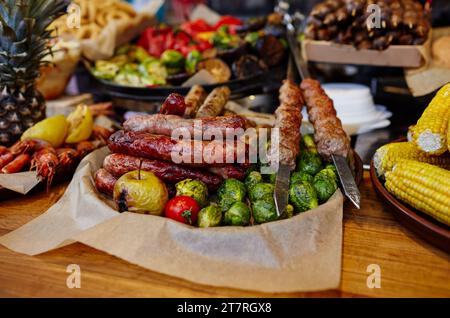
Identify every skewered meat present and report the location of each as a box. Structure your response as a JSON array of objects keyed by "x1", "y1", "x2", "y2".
[
  {"x1": 102, "y1": 153, "x2": 223, "y2": 190},
  {"x1": 123, "y1": 114, "x2": 247, "y2": 139},
  {"x1": 184, "y1": 85, "x2": 207, "y2": 118},
  {"x1": 196, "y1": 86, "x2": 231, "y2": 118},
  {"x1": 108, "y1": 131, "x2": 248, "y2": 168},
  {"x1": 94, "y1": 168, "x2": 118, "y2": 197},
  {"x1": 300, "y1": 79, "x2": 350, "y2": 160},
  {"x1": 271, "y1": 80, "x2": 304, "y2": 169}
]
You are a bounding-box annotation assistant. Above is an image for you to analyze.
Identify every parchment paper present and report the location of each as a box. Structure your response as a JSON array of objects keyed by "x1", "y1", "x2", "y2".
[
  {"x1": 405, "y1": 27, "x2": 450, "y2": 97},
  {"x1": 0, "y1": 148, "x2": 343, "y2": 293}
]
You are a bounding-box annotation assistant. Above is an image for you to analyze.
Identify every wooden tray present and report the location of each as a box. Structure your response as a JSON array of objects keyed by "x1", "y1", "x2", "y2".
[
  {"x1": 370, "y1": 160, "x2": 450, "y2": 253},
  {"x1": 302, "y1": 39, "x2": 428, "y2": 68}
]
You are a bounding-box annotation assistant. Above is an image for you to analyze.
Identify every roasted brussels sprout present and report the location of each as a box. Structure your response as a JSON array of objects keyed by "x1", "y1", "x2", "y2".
[
  {"x1": 313, "y1": 168, "x2": 338, "y2": 203},
  {"x1": 93, "y1": 61, "x2": 120, "y2": 80},
  {"x1": 248, "y1": 183, "x2": 274, "y2": 202},
  {"x1": 198, "y1": 204, "x2": 222, "y2": 228},
  {"x1": 175, "y1": 179, "x2": 209, "y2": 207},
  {"x1": 223, "y1": 201, "x2": 250, "y2": 226},
  {"x1": 245, "y1": 171, "x2": 263, "y2": 191},
  {"x1": 289, "y1": 181, "x2": 319, "y2": 213},
  {"x1": 301, "y1": 134, "x2": 318, "y2": 153},
  {"x1": 217, "y1": 179, "x2": 247, "y2": 212},
  {"x1": 297, "y1": 151, "x2": 323, "y2": 175},
  {"x1": 160, "y1": 49, "x2": 185, "y2": 69},
  {"x1": 185, "y1": 50, "x2": 202, "y2": 74},
  {"x1": 252, "y1": 199, "x2": 278, "y2": 224},
  {"x1": 290, "y1": 171, "x2": 314, "y2": 185}
]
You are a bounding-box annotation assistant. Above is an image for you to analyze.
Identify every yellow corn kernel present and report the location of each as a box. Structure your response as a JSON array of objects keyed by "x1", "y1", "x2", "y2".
[
  {"x1": 413, "y1": 83, "x2": 450, "y2": 155},
  {"x1": 374, "y1": 142, "x2": 450, "y2": 177},
  {"x1": 385, "y1": 160, "x2": 450, "y2": 226}
]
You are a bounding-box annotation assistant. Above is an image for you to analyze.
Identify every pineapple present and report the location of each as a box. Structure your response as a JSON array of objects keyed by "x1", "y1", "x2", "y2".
[{"x1": 0, "y1": 0, "x2": 69, "y2": 146}]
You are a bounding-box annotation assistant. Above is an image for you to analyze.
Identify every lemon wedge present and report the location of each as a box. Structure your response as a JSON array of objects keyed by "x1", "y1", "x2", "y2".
[
  {"x1": 65, "y1": 104, "x2": 94, "y2": 144},
  {"x1": 21, "y1": 115, "x2": 68, "y2": 148}
]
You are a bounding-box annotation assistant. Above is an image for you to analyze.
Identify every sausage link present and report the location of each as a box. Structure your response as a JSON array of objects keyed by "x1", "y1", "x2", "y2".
[
  {"x1": 184, "y1": 85, "x2": 207, "y2": 118},
  {"x1": 195, "y1": 86, "x2": 231, "y2": 118},
  {"x1": 94, "y1": 168, "x2": 118, "y2": 197},
  {"x1": 108, "y1": 130, "x2": 248, "y2": 167},
  {"x1": 103, "y1": 153, "x2": 224, "y2": 191}
]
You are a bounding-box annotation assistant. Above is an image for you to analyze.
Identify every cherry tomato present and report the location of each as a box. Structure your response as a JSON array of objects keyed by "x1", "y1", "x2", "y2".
[
  {"x1": 159, "y1": 93, "x2": 186, "y2": 116},
  {"x1": 165, "y1": 196, "x2": 200, "y2": 225}
]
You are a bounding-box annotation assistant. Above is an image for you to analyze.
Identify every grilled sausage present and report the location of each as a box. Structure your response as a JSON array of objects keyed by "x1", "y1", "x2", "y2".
[
  {"x1": 195, "y1": 86, "x2": 231, "y2": 118},
  {"x1": 184, "y1": 85, "x2": 207, "y2": 118},
  {"x1": 102, "y1": 153, "x2": 223, "y2": 190},
  {"x1": 123, "y1": 114, "x2": 246, "y2": 139},
  {"x1": 300, "y1": 78, "x2": 350, "y2": 160},
  {"x1": 108, "y1": 130, "x2": 248, "y2": 167},
  {"x1": 94, "y1": 168, "x2": 118, "y2": 197}
]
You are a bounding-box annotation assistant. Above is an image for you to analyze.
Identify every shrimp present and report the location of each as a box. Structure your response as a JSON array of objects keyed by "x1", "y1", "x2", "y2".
[
  {"x1": 9, "y1": 139, "x2": 39, "y2": 156},
  {"x1": 76, "y1": 140, "x2": 100, "y2": 158},
  {"x1": 91, "y1": 125, "x2": 113, "y2": 144},
  {"x1": 31, "y1": 146, "x2": 58, "y2": 188},
  {"x1": 1, "y1": 153, "x2": 30, "y2": 174},
  {"x1": 57, "y1": 148, "x2": 79, "y2": 171},
  {"x1": 0, "y1": 152, "x2": 14, "y2": 170},
  {"x1": 0, "y1": 146, "x2": 8, "y2": 155},
  {"x1": 88, "y1": 102, "x2": 114, "y2": 117}
]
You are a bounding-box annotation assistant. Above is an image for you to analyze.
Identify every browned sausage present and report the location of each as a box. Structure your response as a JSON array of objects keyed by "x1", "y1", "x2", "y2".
[
  {"x1": 195, "y1": 86, "x2": 231, "y2": 118},
  {"x1": 123, "y1": 114, "x2": 246, "y2": 139},
  {"x1": 94, "y1": 168, "x2": 118, "y2": 197},
  {"x1": 108, "y1": 130, "x2": 248, "y2": 167},
  {"x1": 184, "y1": 85, "x2": 207, "y2": 118},
  {"x1": 103, "y1": 153, "x2": 224, "y2": 191}
]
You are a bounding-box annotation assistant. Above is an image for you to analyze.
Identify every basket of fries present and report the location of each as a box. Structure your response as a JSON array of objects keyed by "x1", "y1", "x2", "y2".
[{"x1": 50, "y1": 0, "x2": 160, "y2": 61}]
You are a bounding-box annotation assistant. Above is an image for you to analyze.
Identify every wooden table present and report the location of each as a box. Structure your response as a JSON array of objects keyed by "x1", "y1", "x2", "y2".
[{"x1": 0, "y1": 171, "x2": 449, "y2": 298}]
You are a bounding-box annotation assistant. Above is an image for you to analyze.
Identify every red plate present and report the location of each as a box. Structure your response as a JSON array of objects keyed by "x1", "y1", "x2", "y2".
[{"x1": 370, "y1": 160, "x2": 450, "y2": 253}]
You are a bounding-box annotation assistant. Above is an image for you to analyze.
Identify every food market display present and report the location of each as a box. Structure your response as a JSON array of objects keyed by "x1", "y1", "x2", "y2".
[
  {"x1": 90, "y1": 13, "x2": 287, "y2": 87},
  {"x1": 93, "y1": 80, "x2": 350, "y2": 226},
  {"x1": 374, "y1": 84, "x2": 450, "y2": 226},
  {"x1": 0, "y1": 104, "x2": 114, "y2": 188},
  {"x1": 305, "y1": 0, "x2": 430, "y2": 50}
]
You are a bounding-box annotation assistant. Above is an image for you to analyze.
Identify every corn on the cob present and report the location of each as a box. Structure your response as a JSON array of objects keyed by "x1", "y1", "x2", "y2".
[
  {"x1": 413, "y1": 83, "x2": 450, "y2": 155},
  {"x1": 374, "y1": 142, "x2": 450, "y2": 177},
  {"x1": 385, "y1": 160, "x2": 450, "y2": 226}
]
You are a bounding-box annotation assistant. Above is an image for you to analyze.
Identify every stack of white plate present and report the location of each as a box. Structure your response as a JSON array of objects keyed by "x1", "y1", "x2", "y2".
[{"x1": 302, "y1": 83, "x2": 392, "y2": 136}]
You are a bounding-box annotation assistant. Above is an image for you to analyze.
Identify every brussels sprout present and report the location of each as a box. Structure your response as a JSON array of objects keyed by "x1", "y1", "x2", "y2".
[
  {"x1": 217, "y1": 179, "x2": 247, "y2": 212},
  {"x1": 93, "y1": 60, "x2": 120, "y2": 80},
  {"x1": 114, "y1": 70, "x2": 142, "y2": 86},
  {"x1": 223, "y1": 201, "x2": 250, "y2": 226},
  {"x1": 139, "y1": 60, "x2": 167, "y2": 85},
  {"x1": 186, "y1": 50, "x2": 202, "y2": 74},
  {"x1": 290, "y1": 171, "x2": 313, "y2": 185},
  {"x1": 116, "y1": 44, "x2": 133, "y2": 55},
  {"x1": 244, "y1": 32, "x2": 260, "y2": 48},
  {"x1": 252, "y1": 199, "x2": 278, "y2": 224},
  {"x1": 289, "y1": 181, "x2": 318, "y2": 213},
  {"x1": 161, "y1": 50, "x2": 185, "y2": 69},
  {"x1": 135, "y1": 46, "x2": 151, "y2": 63},
  {"x1": 245, "y1": 171, "x2": 263, "y2": 190},
  {"x1": 198, "y1": 204, "x2": 222, "y2": 228},
  {"x1": 175, "y1": 179, "x2": 209, "y2": 207},
  {"x1": 315, "y1": 168, "x2": 337, "y2": 182},
  {"x1": 297, "y1": 151, "x2": 322, "y2": 175},
  {"x1": 268, "y1": 173, "x2": 276, "y2": 184},
  {"x1": 324, "y1": 164, "x2": 337, "y2": 174},
  {"x1": 313, "y1": 168, "x2": 338, "y2": 203},
  {"x1": 248, "y1": 183, "x2": 274, "y2": 202}
]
